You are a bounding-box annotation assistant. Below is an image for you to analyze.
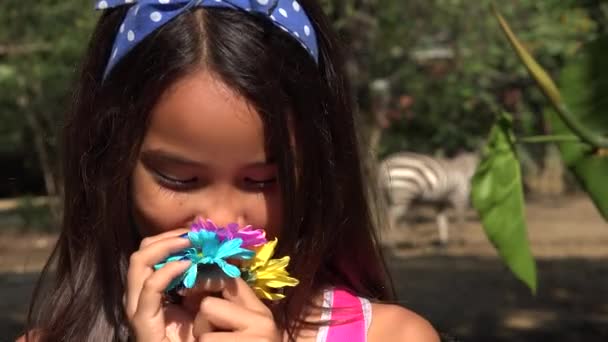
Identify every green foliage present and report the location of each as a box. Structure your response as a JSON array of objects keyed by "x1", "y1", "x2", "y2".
[
  {"x1": 472, "y1": 113, "x2": 537, "y2": 293},
  {"x1": 493, "y1": 2, "x2": 608, "y2": 219},
  {"x1": 0, "y1": 0, "x2": 96, "y2": 190},
  {"x1": 546, "y1": 37, "x2": 608, "y2": 219},
  {"x1": 475, "y1": 2, "x2": 607, "y2": 293},
  {"x1": 370, "y1": 0, "x2": 597, "y2": 157}
]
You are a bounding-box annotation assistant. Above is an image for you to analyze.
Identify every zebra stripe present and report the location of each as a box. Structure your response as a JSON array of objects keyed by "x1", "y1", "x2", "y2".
[
  {"x1": 378, "y1": 151, "x2": 479, "y2": 246},
  {"x1": 381, "y1": 153, "x2": 452, "y2": 201}
]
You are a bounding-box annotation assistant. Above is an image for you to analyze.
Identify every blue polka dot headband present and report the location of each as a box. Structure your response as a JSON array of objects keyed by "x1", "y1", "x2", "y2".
[{"x1": 94, "y1": 0, "x2": 319, "y2": 79}]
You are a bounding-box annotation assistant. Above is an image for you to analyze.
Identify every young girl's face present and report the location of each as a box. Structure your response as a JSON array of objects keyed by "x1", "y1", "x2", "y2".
[{"x1": 130, "y1": 69, "x2": 283, "y2": 238}]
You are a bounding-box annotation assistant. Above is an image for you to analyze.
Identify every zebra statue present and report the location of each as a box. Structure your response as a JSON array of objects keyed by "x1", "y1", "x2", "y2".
[{"x1": 378, "y1": 151, "x2": 479, "y2": 246}]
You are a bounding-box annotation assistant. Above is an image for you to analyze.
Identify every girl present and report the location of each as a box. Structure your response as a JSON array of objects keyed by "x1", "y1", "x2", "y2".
[{"x1": 23, "y1": 0, "x2": 439, "y2": 341}]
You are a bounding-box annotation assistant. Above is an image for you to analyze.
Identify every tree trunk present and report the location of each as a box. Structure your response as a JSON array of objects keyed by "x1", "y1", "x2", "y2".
[{"x1": 17, "y1": 94, "x2": 62, "y2": 223}]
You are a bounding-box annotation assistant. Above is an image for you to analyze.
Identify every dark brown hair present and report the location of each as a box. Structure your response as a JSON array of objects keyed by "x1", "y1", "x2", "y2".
[{"x1": 27, "y1": 1, "x2": 394, "y2": 340}]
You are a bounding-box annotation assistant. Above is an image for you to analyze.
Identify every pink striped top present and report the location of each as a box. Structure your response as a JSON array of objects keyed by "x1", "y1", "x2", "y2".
[{"x1": 316, "y1": 288, "x2": 372, "y2": 342}]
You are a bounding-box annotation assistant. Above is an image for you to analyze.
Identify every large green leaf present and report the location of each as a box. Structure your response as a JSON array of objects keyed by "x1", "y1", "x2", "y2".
[
  {"x1": 472, "y1": 113, "x2": 537, "y2": 293},
  {"x1": 546, "y1": 38, "x2": 608, "y2": 220},
  {"x1": 493, "y1": 3, "x2": 608, "y2": 220}
]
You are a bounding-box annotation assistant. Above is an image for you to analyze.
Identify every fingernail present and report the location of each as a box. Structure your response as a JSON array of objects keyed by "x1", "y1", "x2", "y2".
[{"x1": 179, "y1": 233, "x2": 188, "y2": 238}]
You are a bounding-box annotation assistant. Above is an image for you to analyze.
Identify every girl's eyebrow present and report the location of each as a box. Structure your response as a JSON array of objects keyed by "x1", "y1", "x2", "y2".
[
  {"x1": 140, "y1": 149, "x2": 276, "y2": 167},
  {"x1": 140, "y1": 149, "x2": 203, "y2": 167},
  {"x1": 243, "y1": 163, "x2": 277, "y2": 170},
  {"x1": 246, "y1": 157, "x2": 277, "y2": 167}
]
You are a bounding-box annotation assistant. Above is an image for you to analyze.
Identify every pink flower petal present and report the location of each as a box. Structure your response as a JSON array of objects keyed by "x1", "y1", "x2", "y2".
[{"x1": 188, "y1": 219, "x2": 267, "y2": 246}]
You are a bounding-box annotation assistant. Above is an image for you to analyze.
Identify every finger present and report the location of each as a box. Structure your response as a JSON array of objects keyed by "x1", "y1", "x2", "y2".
[
  {"x1": 126, "y1": 237, "x2": 191, "y2": 318},
  {"x1": 183, "y1": 288, "x2": 227, "y2": 335},
  {"x1": 196, "y1": 296, "x2": 252, "y2": 332},
  {"x1": 135, "y1": 260, "x2": 192, "y2": 319},
  {"x1": 139, "y1": 227, "x2": 191, "y2": 248},
  {"x1": 222, "y1": 277, "x2": 270, "y2": 316},
  {"x1": 178, "y1": 265, "x2": 230, "y2": 316},
  {"x1": 191, "y1": 305, "x2": 214, "y2": 339}
]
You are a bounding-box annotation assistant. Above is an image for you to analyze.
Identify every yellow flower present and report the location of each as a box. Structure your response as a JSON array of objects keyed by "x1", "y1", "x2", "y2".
[{"x1": 245, "y1": 238, "x2": 299, "y2": 300}]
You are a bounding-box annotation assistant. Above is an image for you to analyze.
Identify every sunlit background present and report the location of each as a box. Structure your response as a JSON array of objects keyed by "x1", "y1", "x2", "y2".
[{"x1": 1, "y1": 1, "x2": 607, "y2": 341}]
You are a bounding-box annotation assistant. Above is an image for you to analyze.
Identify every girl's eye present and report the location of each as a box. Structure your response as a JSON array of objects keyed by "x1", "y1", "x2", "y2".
[
  {"x1": 153, "y1": 170, "x2": 197, "y2": 190},
  {"x1": 244, "y1": 177, "x2": 277, "y2": 190}
]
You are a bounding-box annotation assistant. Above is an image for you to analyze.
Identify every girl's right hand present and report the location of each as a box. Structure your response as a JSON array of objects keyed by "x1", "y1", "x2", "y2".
[{"x1": 125, "y1": 229, "x2": 203, "y2": 342}]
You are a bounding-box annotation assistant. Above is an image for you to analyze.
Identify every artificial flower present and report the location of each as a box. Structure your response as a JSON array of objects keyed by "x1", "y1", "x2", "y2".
[
  {"x1": 243, "y1": 238, "x2": 299, "y2": 300},
  {"x1": 191, "y1": 218, "x2": 267, "y2": 247},
  {"x1": 155, "y1": 229, "x2": 254, "y2": 291}
]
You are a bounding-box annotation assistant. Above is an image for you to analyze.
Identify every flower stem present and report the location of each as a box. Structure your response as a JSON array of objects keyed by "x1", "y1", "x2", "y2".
[{"x1": 518, "y1": 135, "x2": 582, "y2": 144}]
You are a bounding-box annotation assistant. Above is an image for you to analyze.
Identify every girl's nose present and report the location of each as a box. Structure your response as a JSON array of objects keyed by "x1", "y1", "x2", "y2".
[
  {"x1": 205, "y1": 205, "x2": 245, "y2": 228},
  {"x1": 193, "y1": 188, "x2": 246, "y2": 228}
]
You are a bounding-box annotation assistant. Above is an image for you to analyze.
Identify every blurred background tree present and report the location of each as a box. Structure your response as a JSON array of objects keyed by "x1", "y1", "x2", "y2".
[
  {"x1": 0, "y1": 0, "x2": 605, "y2": 221},
  {"x1": 0, "y1": 1, "x2": 95, "y2": 222},
  {"x1": 2, "y1": 2, "x2": 607, "y2": 340},
  {"x1": 318, "y1": 0, "x2": 603, "y2": 206}
]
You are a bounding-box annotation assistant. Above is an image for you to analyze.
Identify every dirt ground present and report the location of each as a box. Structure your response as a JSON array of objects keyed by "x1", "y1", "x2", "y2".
[{"x1": 1, "y1": 195, "x2": 607, "y2": 341}]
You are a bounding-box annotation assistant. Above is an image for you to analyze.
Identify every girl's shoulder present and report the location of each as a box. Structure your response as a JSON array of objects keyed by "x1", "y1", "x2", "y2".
[
  {"x1": 368, "y1": 302, "x2": 440, "y2": 342},
  {"x1": 318, "y1": 287, "x2": 439, "y2": 342}
]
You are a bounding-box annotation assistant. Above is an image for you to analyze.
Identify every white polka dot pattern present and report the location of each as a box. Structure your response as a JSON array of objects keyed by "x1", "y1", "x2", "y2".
[
  {"x1": 94, "y1": 0, "x2": 319, "y2": 79},
  {"x1": 150, "y1": 11, "x2": 162, "y2": 22}
]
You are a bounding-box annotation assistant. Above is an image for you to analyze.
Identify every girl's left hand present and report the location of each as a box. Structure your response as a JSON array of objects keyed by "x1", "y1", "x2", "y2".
[{"x1": 190, "y1": 277, "x2": 281, "y2": 341}]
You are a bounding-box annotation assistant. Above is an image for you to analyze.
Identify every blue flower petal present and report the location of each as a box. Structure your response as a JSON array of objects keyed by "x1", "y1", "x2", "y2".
[
  {"x1": 184, "y1": 247, "x2": 198, "y2": 257},
  {"x1": 168, "y1": 255, "x2": 187, "y2": 262},
  {"x1": 154, "y1": 255, "x2": 186, "y2": 270},
  {"x1": 215, "y1": 259, "x2": 241, "y2": 278},
  {"x1": 215, "y1": 238, "x2": 244, "y2": 259},
  {"x1": 156, "y1": 228, "x2": 263, "y2": 291},
  {"x1": 231, "y1": 248, "x2": 255, "y2": 260},
  {"x1": 188, "y1": 231, "x2": 203, "y2": 246},
  {"x1": 199, "y1": 230, "x2": 220, "y2": 256},
  {"x1": 201, "y1": 256, "x2": 214, "y2": 264},
  {"x1": 183, "y1": 265, "x2": 198, "y2": 288},
  {"x1": 185, "y1": 251, "x2": 204, "y2": 264},
  {"x1": 199, "y1": 229, "x2": 217, "y2": 241}
]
